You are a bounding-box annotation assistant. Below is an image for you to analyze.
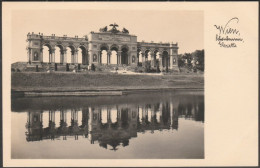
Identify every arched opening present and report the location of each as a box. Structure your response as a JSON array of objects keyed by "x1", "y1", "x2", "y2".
[
  {"x1": 145, "y1": 50, "x2": 150, "y2": 62},
  {"x1": 101, "y1": 50, "x2": 108, "y2": 64},
  {"x1": 111, "y1": 108, "x2": 117, "y2": 123},
  {"x1": 144, "y1": 50, "x2": 150, "y2": 66},
  {"x1": 162, "y1": 51, "x2": 169, "y2": 68},
  {"x1": 121, "y1": 46, "x2": 129, "y2": 65},
  {"x1": 42, "y1": 44, "x2": 52, "y2": 63},
  {"x1": 101, "y1": 108, "x2": 108, "y2": 124},
  {"x1": 55, "y1": 45, "x2": 63, "y2": 64},
  {"x1": 78, "y1": 46, "x2": 88, "y2": 65},
  {"x1": 110, "y1": 45, "x2": 118, "y2": 65},
  {"x1": 100, "y1": 44, "x2": 109, "y2": 64},
  {"x1": 66, "y1": 46, "x2": 75, "y2": 64}
]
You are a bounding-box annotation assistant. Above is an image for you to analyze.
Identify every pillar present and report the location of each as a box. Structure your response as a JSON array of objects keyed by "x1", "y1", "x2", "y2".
[
  {"x1": 40, "y1": 48, "x2": 43, "y2": 63},
  {"x1": 141, "y1": 53, "x2": 145, "y2": 67},
  {"x1": 98, "y1": 50, "x2": 101, "y2": 64},
  {"x1": 51, "y1": 49, "x2": 55, "y2": 64},
  {"x1": 71, "y1": 50, "x2": 75, "y2": 64},
  {"x1": 107, "y1": 51, "x2": 111, "y2": 64},
  {"x1": 63, "y1": 49, "x2": 67, "y2": 65},
  {"x1": 74, "y1": 49, "x2": 78, "y2": 64},
  {"x1": 150, "y1": 52, "x2": 154, "y2": 67},
  {"x1": 86, "y1": 50, "x2": 89, "y2": 65},
  {"x1": 159, "y1": 53, "x2": 163, "y2": 70},
  {"x1": 60, "y1": 50, "x2": 64, "y2": 64},
  {"x1": 27, "y1": 48, "x2": 32, "y2": 64},
  {"x1": 117, "y1": 51, "x2": 121, "y2": 65},
  {"x1": 170, "y1": 43, "x2": 179, "y2": 71},
  {"x1": 49, "y1": 50, "x2": 51, "y2": 64},
  {"x1": 88, "y1": 107, "x2": 93, "y2": 132}
]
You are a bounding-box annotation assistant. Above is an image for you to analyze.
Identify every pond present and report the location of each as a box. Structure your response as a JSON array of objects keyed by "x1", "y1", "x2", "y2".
[{"x1": 11, "y1": 90, "x2": 204, "y2": 159}]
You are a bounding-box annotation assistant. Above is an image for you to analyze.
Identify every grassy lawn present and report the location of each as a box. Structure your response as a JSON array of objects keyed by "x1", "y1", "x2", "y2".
[{"x1": 11, "y1": 72, "x2": 204, "y2": 91}]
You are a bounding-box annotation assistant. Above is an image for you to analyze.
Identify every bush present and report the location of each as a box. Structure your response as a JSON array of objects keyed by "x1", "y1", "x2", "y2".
[
  {"x1": 149, "y1": 68, "x2": 157, "y2": 73},
  {"x1": 11, "y1": 68, "x2": 16, "y2": 72},
  {"x1": 66, "y1": 63, "x2": 69, "y2": 71},
  {"x1": 36, "y1": 65, "x2": 39, "y2": 72},
  {"x1": 54, "y1": 63, "x2": 57, "y2": 71},
  {"x1": 156, "y1": 65, "x2": 160, "y2": 73},
  {"x1": 144, "y1": 62, "x2": 151, "y2": 72},
  {"x1": 134, "y1": 66, "x2": 143, "y2": 73},
  {"x1": 137, "y1": 62, "x2": 142, "y2": 67},
  {"x1": 91, "y1": 64, "x2": 96, "y2": 71}
]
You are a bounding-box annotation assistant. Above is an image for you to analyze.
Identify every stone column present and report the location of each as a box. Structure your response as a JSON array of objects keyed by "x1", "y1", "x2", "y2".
[
  {"x1": 170, "y1": 102, "x2": 173, "y2": 129},
  {"x1": 137, "y1": 51, "x2": 139, "y2": 64},
  {"x1": 88, "y1": 50, "x2": 93, "y2": 66},
  {"x1": 51, "y1": 49, "x2": 55, "y2": 64},
  {"x1": 118, "y1": 51, "x2": 121, "y2": 65},
  {"x1": 60, "y1": 50, "x2": 64, "y2": 64},
  {"x1": 107, "y1": 51, "x2": 111, "y2": 65},
  {"x1": 63, "y1": 49, "x2": 67, "y2": 65},
  {"x1": 40, "y1": 48, "x2": 43, "y2": 63},
  {"x1": 48, "y1": 49, "x2": 51, "y2": 64},
  {"x1": 74, "y1": 49, "x2": 78, "y2": 64},
  {"x1": 128, "y1": 52, "x2": 130, "y2": 65},
  {"x1": 141, "y1": 53, "x2": 145, "y2": 67},
  {"x1": 98, "y1": 50, "x2": 101, "y2": 65},
  {"x1": 150, "y1": 52, "x2": 154, "y2": 67},
  {"x1": 71, "y1": 50, "x2": 74, "y2": 64},
  {"x1": 159, "y1": 53, "x2": 163, "y2": 70},
  {"x1": 27, "y1": 48, "x2": 31, "y2": 64}
]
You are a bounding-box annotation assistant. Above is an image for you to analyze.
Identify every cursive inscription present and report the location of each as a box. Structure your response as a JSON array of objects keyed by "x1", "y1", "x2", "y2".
[{"x1": 214, "y1": 17, "x2": 244, "y2": 48}]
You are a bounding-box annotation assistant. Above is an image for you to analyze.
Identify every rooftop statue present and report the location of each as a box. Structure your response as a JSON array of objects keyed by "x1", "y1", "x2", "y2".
[
  {"x1": 99, "y1": 26, "x2": 108, "y2": 32},
  {"x1": 109, "y1": 23, "x2": 120, "y2": 33},
  {"x1": 122, "y1": 27, "x2": 129, "y2": 34}
]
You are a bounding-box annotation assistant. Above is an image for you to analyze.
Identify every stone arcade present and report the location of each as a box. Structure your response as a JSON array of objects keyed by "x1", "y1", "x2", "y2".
[{"x1": 27, "y1": 23, "x2": 179, "y2": 70}]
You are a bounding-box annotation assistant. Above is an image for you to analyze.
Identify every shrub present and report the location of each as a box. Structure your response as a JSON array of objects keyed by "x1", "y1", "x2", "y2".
[
  {"x1": 66, "y1": 63, "x2": 69, "y2": 71},
  {"x1": 36, "y1": 65, "x2": 39, "y2": 72},
  {"x1": 134, "y1": 66, "x2": 144, "y2": 73},
  {"x1": 144, "y1": 62, "x2": 151, "y2": 72},
  {"x1": 55, "y1": 63, "x2": 58, "y2": 71},
  {"x1": 11, "y1": 68, "x2": 15, "y2": 72},
  {"x1": 156, "y1": 65, "x2": 160, "y2": 73},
  {"x1": 91, "y1": 64, "x2": 96, "y2": 71}
]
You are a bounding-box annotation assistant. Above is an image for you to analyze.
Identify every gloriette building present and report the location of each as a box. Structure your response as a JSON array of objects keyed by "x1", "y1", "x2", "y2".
[{"x1": 26, "y1": 23, "x2": 179, "y2": 70}]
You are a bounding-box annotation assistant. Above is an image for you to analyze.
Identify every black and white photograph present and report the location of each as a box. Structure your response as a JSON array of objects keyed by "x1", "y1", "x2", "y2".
[
  {"x1": 2, "y1": 2, "x2": 258, "y2": 167},
  {"x1": 10, "y1": 9, "x2": 204, "y2": 159}
]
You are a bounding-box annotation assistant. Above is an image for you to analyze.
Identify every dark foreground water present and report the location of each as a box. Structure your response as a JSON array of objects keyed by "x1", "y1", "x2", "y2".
[{"x1": 11, "y1": 90, "x2": 204, "y2": 159}]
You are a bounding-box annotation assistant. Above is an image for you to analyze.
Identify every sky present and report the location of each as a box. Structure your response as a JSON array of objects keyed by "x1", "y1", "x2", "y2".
[{"x1": 11, "y1": 10, "x2": 203, "y2": 63}]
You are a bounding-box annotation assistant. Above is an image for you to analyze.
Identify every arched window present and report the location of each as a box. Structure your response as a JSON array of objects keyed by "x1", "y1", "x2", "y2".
[
  {"x1": 93, "y1": 54, "x2": 97, "y2": 62},
  {"x1": 132, "y1": 56, "x2": 135, "y2": 63},
  {"x1": 33, "y1": 52, "x2": 39, "y2": 61}
]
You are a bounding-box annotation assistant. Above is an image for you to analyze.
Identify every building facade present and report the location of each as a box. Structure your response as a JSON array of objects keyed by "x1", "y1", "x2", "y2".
[{"x1": 26, "y1": 23, "x2": 179, "y2": 70}]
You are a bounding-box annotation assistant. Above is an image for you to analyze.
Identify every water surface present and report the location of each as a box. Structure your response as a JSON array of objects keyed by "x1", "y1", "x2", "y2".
[{"x1": 11, "y1": 90, "x2": 204, "y2": 159}]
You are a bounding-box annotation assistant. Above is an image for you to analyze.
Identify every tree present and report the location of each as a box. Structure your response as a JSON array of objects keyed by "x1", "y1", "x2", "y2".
[
  {"x1": 192, "y1": 49, "x2": 204, "y2": 72},
  {"x1": 177, "y1": 54, "x2": 185, "y2": 68}
]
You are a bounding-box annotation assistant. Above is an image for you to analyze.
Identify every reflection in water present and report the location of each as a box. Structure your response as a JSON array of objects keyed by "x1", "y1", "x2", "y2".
[
  {"x1": 25, "y1": 101, "x2": 204, "y2": 150},
  {"x1": 12, "y1": 91, "x2": 204, "y2": 158}
]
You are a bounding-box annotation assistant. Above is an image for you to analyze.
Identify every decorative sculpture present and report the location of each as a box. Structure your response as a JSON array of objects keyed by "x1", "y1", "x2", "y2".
[
  {"x1": 122, "y1": 27, "x2": 129, "y2": 34},
  {"x1": 99, "y1": 26, "x2": 108, "y2": 32},
  {"x1": 109, "y1": 23, "x2": 120, "y2": 33}
]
